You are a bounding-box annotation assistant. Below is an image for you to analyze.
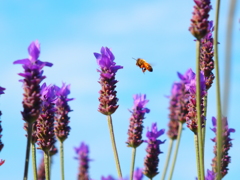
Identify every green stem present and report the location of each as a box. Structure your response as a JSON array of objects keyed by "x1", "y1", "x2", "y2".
[
  {"x1": 107, "y1": 115, "x2": 122, "y2": 178},
  {"x1": 44, "y1": 151, "x2": 50, "y2": 180},
  {"x1": 196, "y1": 40, "x2": 205, "y2": 180},
  {"x1": 161, "y1": 139, "x2": 174, "y2": 180},
  {"x1": 23, "y1": 122, "x2": 33, "y2": 180},
  {"x1": 129, "y1": 148, "x2": 136, "y2": 180},
  {"x1": 223, "y1": 0, "x2": 237, "y2": 116},
  {"x1": 194, "y1": 134, "x2": 201, "y2": 180},
  {"x1": 202, "y1": 95, "x2": 208, "y2": 154},
  {"x1": 60, "y1": 141, "x2": 65, "y2": 180},
  {"x1": 31, "y1": 142, "x2": 38, "y2": 180},
  {"x1": 214, "y1": 0, "x2": 223, "y2": 179},
  {"x1": 167, "y1": 122, "x2": 183, "y2": 180}
]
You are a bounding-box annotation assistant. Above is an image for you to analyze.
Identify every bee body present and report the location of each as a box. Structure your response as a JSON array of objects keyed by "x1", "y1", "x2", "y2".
[{"x1": 135, "y1": 58, "x2": 153, "y2": 73}]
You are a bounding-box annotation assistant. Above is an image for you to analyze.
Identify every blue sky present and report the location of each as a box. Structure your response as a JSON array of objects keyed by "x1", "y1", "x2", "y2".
[{"x1": 0, "y1": 0, "x2": 239, "y2": 179}]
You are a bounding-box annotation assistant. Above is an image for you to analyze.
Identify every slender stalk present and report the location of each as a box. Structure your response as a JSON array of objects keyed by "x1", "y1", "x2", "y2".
[
  {"x1": 202, "y1": 95, "x2": 208, "y2": 152},
  {"x1": 130, "y1": 148, "x2": 136, "y2": 180},
  {"x1": 107, "y1": 115, "x2": 122, "y2": 178},
  {"x1": 31, "y1": 142, "x2": 38, "y2": 180},
  {"x1": 223, "y1": 0, "x2": 237, "y2": 116},
  {"x1": 23, "y1": 122, "x2": 33, "y2": 180},
  {"x1": 194, "y1": 134, "x2": 201, "y2": 180},
  {"x1": 60, "y1": 141, "x2": 65, "y2": 180},
  {"x1": 161, "y1": 139, "x2": 174, "y2": 180},
  {"x1": 196, "y1": 40, "x2": 205, "y2": 180},
  {"x1": 167, "y1": 122, "x2": 183, "y2": 180},
  {"x1": 44, "y1": 151, "x2": 50, "y2": 180},
  {"x1": 214, "y1": 0, "x2": 223, "y2": 179}
]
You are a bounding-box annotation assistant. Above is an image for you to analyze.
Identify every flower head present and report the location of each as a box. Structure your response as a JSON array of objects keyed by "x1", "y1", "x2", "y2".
[
  {"x1": 143, "y1": 123, "x2": 165, "y2": 179},
  {"x1": 13, "y1": 40, "x2": 53, "y2": 124},
  {"x1": 74, "y1": 142, "x2": 90, "y2": 180},
  {"x1": 167, "y1": 83, "x2": 182, "y2": 139},
  {"x1": 126, "y1": 94, "x2": 150, "y2": 148},
  {"x1": 205, "y1": 169, "x2": 216, "y2": 180},
  {"x1": 36, "y1": 83, "x2": 56, "y2": 152},
  {"x1": 133, "y1": 168, "x2": 143, "y2": 180},
  {"x1": 94, "y1": 47, "x2": 123, "y2": 115},
  {"x1": 54, "y1": 83, "x2": 74, "y2": 142},
  {"x1": 0, "y1": 87, "x2": 5, "y2": 95},
  {"x1": 211, "y1": 117, "x2": 235, "y2": 177},
  {"x1": 0, "y1": 87, "x2": 5, "y2": 152},
  {"x1": 200, "y1": 21, "x2": 215, "y2": 90},
  {"x1": 189, "y1": 0, "x2": 212, "y2": 40},
  {"x1": 183, "y1": 69, "x2": 206, "y2": 133}
]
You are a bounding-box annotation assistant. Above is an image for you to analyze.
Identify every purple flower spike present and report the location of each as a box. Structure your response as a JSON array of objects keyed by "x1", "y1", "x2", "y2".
[
  {"x1": 167, "y1": 83, "x2": 182, "y2": 139},
  {"x1": 205, "y1": 169, "x2": 216, "y2": 180},
  {"x1": 36, "y1": 83, "x2": 56, "y2": 152},
  {"x1": 143, "y1": 123, "x2": 165, "y2": 179},
  {"x1": 211, "y1": 117, "x2": 235, "y2": 177},
  {"x1": 54, "y1": 83, "x2": 74, "y2": 142},
  {"x1": 0, "y1": 87, "x2": 5, "y2": 95},
  {"x1": 94, "y1": 47, "x2": 123, "y2": 115},
  {"x1": 200, "y1": 21, "x2": 215, "y2": 90},
  {"x1": 13, "y1": 40, "x2": 53, "y2": 124},
  {"x1": 133, "y1": 168, "x2": 143, "y2": 180},
  {"x1": 126, "y1": 94, "x2": 150, "y2": 148},
  {"x1": 74, "y1": 142, "x2": 90, "y2": 180},
  {"x1": 189, "y1": 0, "x2": 212, "y2": 40},
  {"x1": 0, "y1": 87, "x2": 5, "y2": 152},
  {"x1": 184, "y1": 70, "x2": 206, "y2": 133}
]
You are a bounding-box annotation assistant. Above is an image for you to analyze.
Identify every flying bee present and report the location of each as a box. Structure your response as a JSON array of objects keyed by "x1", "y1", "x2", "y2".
[{"x1": 133, "y1": 58, "x2": 153, "y2": 73}]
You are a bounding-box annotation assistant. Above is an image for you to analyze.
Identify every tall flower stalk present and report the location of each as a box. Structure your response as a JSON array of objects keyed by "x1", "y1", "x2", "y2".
[
  {"x1": 54, "y1": 83, "x2": 74, "y2": 180},
  {"x1": 189, "y1": 0, "x2": 212, "y2": 179},
  {"x1": 213, "y1": 0, "x2": 222, "y2": 179},
  {"x1": 143, "y1": 123, "x2": 165, "y2": 180},
  {"x1": 126, "y1": 94, "x2": 150, "y2": 180},
  {"x1": 13, "y1": 40, "x2": 53, "y2": 180},
  {"x1": 94, "y1": 47, "x2": 123, "y2": 178},
  {"x1": 74, "y1": 142, "x2": 90, "y2": 180}
]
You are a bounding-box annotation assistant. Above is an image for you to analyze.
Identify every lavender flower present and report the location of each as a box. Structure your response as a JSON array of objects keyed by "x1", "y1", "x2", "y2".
[
  {"x1": 94, "y1": 47, "x2": 123, "y2": 115},
  {"x1": 0, "y1": 87, "x2": 5, "y2": 152},
  {"x1": 143, "y1": 123, "x2": 165, "y2": 179},
  {"x1": 74, "y1": 142, "x2": 90, "y2": 180},
  {"x1": 167, "y1": 83, "x2": 182, "y2": 139},
  {"x1": 211, "y1": 117, "x2": 235, "y2": 177},
  {"x1": 126, "y1": 94, "x2": 150, "y2": 148},
  {"x1": 183, "y1": 69, "x2": 206, "y2": 133},
  {"x1": 54, "y1": 83, "x2": 73, "y2": 142},
  {"x1": 0, "y1": 87, "x2": 5, "y2": 95},
  {"x1": 200, "y1": 21, "x2": 215, "y2": 90},
  {"x1": 36, "y1": 83, "x2": 56, "y2": 152},
  {"x1": 133, "y1": 168, "x2": 143, "y2": 180},
  {"x1": 205, "y1": 169, "x2": 216, "y2": 180},
  {"x1": 189, "y1": 0, "x2": 212, "y2": 40},
  {"x1": 13, "y1": 40, "x2": 53, "y2": 124}
]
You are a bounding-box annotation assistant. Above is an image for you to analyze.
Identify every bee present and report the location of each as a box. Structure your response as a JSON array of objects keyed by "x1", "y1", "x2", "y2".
[{"x1": 133, "y1": 58, "x2": 153, "y2": 73}]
